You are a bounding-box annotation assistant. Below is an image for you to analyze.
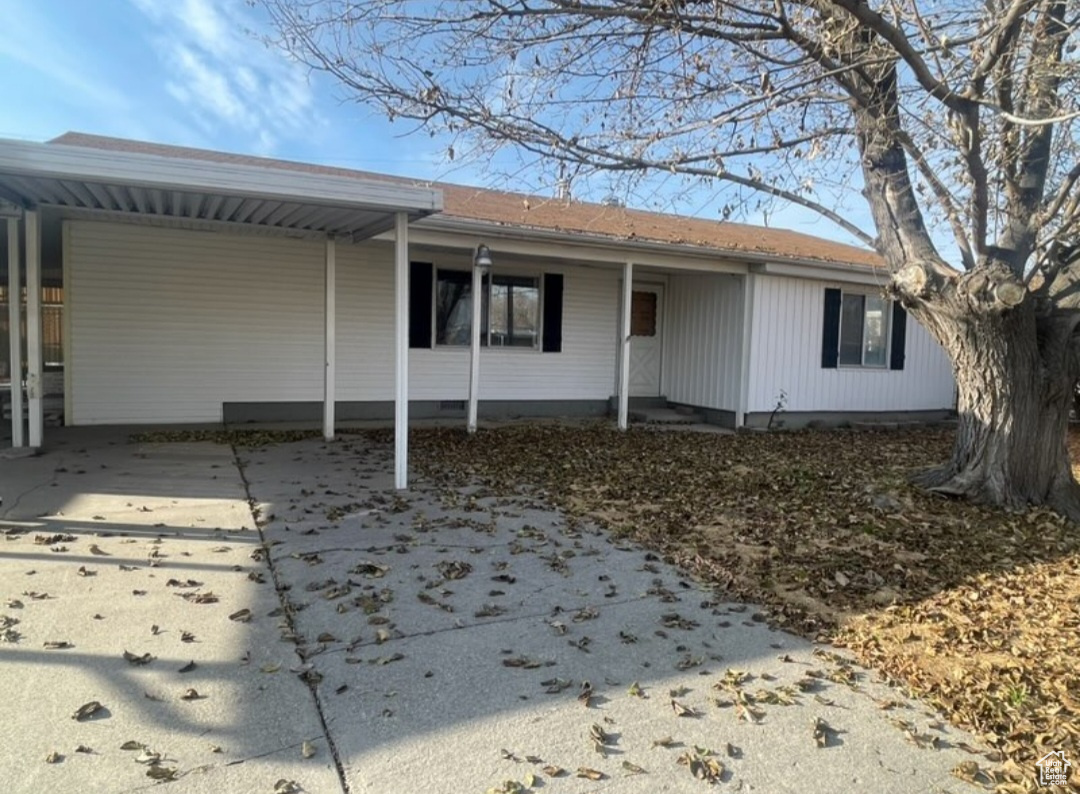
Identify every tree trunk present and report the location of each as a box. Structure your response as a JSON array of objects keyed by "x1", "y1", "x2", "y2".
[{"x1": 912, "y1": 303, "x2": 1080, "y2": 519}]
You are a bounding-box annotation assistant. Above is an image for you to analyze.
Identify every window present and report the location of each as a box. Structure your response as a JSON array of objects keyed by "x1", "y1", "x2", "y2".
[
  {"x1": 838, "y1": 292, "x2": 888, "y2": 368},
  {"x1": 489, "y1": 275, "x2": 539, "y2": 348},
  {"x1": 434, "y1": 270, "x2": 475, "y2": 346},
  {"x1": 631, "y1": 291, "x2": 657, "y2": 337},
  {"x1": 434, "y1": 269, "x2": 540, "y2": 348}
]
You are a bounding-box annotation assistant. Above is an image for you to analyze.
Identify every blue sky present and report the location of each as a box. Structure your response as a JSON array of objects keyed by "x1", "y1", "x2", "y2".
[{"x1": 0, "y1": 0, "x2": 870, "y2": 247}]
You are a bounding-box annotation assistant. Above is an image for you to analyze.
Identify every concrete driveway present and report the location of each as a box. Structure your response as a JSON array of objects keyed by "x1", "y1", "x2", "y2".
[{"x1": 1, "y1": 428, "x2": 992, "y2": 793}]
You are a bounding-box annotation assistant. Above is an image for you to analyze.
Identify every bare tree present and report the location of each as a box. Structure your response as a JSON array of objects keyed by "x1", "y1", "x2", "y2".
[{"x1": 263, "y1": 0, "x2": 1080, "y2": 517}]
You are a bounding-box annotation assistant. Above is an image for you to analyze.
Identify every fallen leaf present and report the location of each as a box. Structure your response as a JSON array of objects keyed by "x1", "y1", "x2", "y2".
[
  {"x1": 45, "y1": 751, "x2": 62, "y2": 763},
  {"x1": 671, "y1": 699, "x2": 700, "y2": 718},
  {"x1": 485, "y1": 782, "x2": 525, "y2": 794},
  {"x1": 228, "y1": 609, "x2": 252, "y2": 623},
  {"x1": 951, "y1": 761, "x2": 989, "y2": 785},
  {"x1": 180, "y1": 688, "x2": 204, "y2": 701},
  {"x1": 576, "y1": 767, "x2": 605, "y2": 781},
  {"x1": 179, "y1": 591, "x2": 218, "y2": 604},
  {"x1": 72, "y1": 701, "x2": 104, "y2": 721},
  {"x1": 301, "y1": 740, "x2": 316, "y2": 758},
  {"x1": 622, "y1": 760, "x2": 647, "y2": 775},
  {"x1": 677, "y1": 748, "x2": 724, "y2": 783},
  {"x1": 123, "y1": 650, "x2": 154, "y2": 665},
  {"x1": 435, "y1": 560, "x2": 472, "y2": 580},
  {"x1": 146, "y1": 766, "x2": 179, "y2": 781},
  {"x1": 350, "y1": 561, "x2": 389, "y2": 578},
  {"x1": 812, "y1": 718, "x2": 835, "y2": 748}
]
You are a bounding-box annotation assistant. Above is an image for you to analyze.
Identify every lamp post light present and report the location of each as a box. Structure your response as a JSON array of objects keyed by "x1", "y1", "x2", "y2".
[{"x1": 468, "y1": 244, "x2": 492, "y2": 433}]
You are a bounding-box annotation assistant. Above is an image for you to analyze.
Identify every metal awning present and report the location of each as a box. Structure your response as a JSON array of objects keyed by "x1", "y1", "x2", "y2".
[
  {"x1": 2, "y1": 137, "x2": 432, "y2": 487},
  {"x1": 0, "y1": 138, "x2": 443, "y2": 240}
]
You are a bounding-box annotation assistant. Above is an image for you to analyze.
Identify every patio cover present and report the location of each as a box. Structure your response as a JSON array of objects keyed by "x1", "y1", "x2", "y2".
[{"x1": 0, "y1": 137, "x2": 443, "y2": 487}]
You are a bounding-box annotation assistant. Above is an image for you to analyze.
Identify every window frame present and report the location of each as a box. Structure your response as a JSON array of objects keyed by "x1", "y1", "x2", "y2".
[
  {"x1": 837, "y1": 290, "x2": 891, "y2": 370},
  {"x1": 431, "y1": 267, "x2": 543, "y2": 351}
]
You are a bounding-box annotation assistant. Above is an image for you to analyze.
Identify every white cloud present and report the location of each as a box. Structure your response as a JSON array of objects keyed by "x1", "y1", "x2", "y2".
[
  {"x1": 0, "y1": 7, "x2": 133, "y2": 114},
  {"x1": 128, "y1": 0, "x2": 319, "y2": 150}
]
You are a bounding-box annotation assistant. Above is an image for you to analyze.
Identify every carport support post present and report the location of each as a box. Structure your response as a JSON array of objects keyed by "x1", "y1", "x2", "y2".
[
  {"x1": 6, "y1": 216, "x2": 23, "y2": 447},
  {"x1": 323, "y1": 236, "x2": 336, "y2": 441},
  {"x1": 25, "y1": 209, "x2": 42, "y2": 448},
  {"x1": 618, "y1": 260, "x2": 633, "y2": 430},
  {"x1": 393, "y1": 212, "x2": 409, "y2": 489}
]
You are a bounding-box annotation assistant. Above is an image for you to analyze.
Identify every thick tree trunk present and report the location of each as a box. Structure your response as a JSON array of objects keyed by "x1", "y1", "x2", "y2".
[{"x1": 912, "y1": 304, "x2": 1080, "y2": 519}]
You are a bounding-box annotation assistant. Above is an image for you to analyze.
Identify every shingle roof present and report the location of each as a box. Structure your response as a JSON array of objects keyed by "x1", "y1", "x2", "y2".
[{"x1": 49, "y1": 131, "x2": 882, "y2": 268}]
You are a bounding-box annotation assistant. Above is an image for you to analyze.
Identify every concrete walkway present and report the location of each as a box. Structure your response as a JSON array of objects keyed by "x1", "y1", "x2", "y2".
[{"x1": 1, "y1": 428, "x2": 990, "y2": 793}]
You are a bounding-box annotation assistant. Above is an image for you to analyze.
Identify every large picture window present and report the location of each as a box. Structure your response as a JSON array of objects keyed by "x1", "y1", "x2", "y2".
[
  {"x1": 434, "y1": 269, "x2": 540, "y2": 349},
  {"x1": 838, "y1": 292, "x2": 888, "y2": 368}
]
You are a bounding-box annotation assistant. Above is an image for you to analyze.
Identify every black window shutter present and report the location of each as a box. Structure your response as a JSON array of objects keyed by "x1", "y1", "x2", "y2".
[
  {"x1": 821, "y1": 288, "x2": 841, "y2": 369},
  {"x1": 542, "y1": 273, "x2": 564, "y2": 353},
  {"x1": 889, "y1": 302, "x2": 907, "y2": 370},
  {"x1": 409, "y1": 262, "x2": 433, "y2": 349}
]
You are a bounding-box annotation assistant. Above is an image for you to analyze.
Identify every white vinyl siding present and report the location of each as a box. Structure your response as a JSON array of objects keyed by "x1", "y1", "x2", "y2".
[
  {"x1": 661, "y1": 273, "x2": 744, "y2": 411},
  {"x1": 747, "y1": 274, "x2": 954, "y2": 413},
  {"x1": 67, "y1": 222, "x2": 620, "y2": 424},
  {"x1": 68, "y1": 222, "x2": 324, "y2": 424}
]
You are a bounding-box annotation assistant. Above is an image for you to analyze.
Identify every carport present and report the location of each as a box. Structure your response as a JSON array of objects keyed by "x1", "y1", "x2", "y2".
[{"x1": 0, "y1": 137, "x2": 442, "y2": 487}]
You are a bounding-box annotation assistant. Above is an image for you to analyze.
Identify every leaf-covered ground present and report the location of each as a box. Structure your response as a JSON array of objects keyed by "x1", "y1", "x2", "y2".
[{"x1": 401, "y1": 423, "x2": 1080, "y2": 793}]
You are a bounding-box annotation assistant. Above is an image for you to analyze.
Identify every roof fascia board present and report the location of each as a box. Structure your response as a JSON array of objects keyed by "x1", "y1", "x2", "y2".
[
  {"x1": 750, "y1": 261, "x2": 889, "y2": 286},
  {"x1": 0, "y1": 138, "x2": 443, "y2": 214},
  {"x1": 416, "y1": 214, "x2": 881, "y2": 274}
]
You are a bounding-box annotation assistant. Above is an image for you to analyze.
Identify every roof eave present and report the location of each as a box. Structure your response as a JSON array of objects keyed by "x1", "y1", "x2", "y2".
[{"x1": 419, "y1": 214, "x2": 884, "y2": 273}]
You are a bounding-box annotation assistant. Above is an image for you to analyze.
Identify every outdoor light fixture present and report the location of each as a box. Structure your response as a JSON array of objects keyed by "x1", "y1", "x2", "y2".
[
  {"x1": 473, "y1": 243, "x2": 493, "y2": 271},
  {"x1": 468, "y1": 244, "x2": 492, "y2": 434}
]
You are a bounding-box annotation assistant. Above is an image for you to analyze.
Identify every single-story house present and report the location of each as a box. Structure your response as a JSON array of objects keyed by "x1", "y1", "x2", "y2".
[{"x1": 0, "y1": 132, "x2": 955, "y2": 486}]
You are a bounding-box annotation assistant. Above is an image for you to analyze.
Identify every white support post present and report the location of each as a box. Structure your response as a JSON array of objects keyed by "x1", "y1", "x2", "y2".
[
  {"x1": 393, "y1": 212, "x2": 409, "y2": 490},
  {"x1": 25, "y1": 210, "x2": 42, "y2": 448},
  {"x1": 7, "y1": 216, "x2": 23, "y2": 447},
  {"x1": 323, "y1": 236, "x2": 336, "y2": 441},
  {"x1": 467, "y1": 261, "x2": 482, "y2": 434},
  {"x1": 618, "y1": 260, "x2": 633, "y2": 430}
]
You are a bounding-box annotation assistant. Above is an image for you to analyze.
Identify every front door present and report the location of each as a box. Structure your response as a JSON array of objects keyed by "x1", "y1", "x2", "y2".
[{"x1": 629, "y1": 284, "x2": 663, "y2": 397}]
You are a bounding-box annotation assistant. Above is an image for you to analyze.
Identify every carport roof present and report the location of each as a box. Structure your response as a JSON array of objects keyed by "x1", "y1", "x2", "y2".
[{"x1": 0, "y1": 136, "x2": 442, "y2": 239}]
